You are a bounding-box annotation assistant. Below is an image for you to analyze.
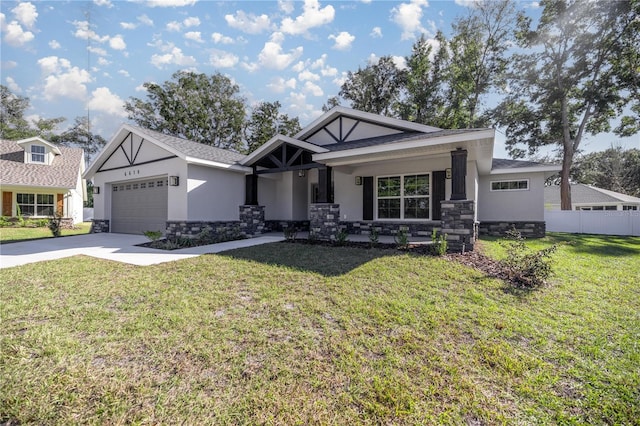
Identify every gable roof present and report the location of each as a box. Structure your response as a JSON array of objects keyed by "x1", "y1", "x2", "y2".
[
  {"x1": 85, "y1": 124, "x2": 249, "y2": 177},
  {"x1": 491, "y1": 158, "x2": 561, "y2": 175},
  {"x1": 0, "y1": 139, "x2": 84, "y2": 189},
  {"x1": 16, "y1": 136, "x2": 62, "y2": 155},
  {"x1": 545, "y1": 183, "x2": 640, "y2": 205}
]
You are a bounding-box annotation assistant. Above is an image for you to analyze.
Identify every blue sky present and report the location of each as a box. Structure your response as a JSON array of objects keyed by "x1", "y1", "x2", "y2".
[{"x1": 1, "y1": 0, "x2": 637, "y2": 157}]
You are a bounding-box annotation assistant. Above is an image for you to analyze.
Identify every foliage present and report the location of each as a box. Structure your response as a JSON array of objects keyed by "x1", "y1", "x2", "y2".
[
  {"x1": 0, "y1": 222, "x2": 91, "y2": 242},
  {"x1": 245, "y1": 101, "x2": 301, "y2": 153},
  {"x1": 283, "y1": 227, "x2": 298, "y2": 241},
  {"x1": 47, "y1": 213, "x2": 63, "y2": 237},
  {"x1": 490, "y1": 0, "x2": 640, "y2": 209},
  {"x1": 54, "y1": 116, "x2": 107, "y2": 164},
  {"x1": 334, "y1": 228, "x2": 349, "y2": 246},
  {"x1": 0, "y1": 216, "x2": 11, "y2": 227},
  {"x1": 394, "y1": 229, "x2": 409, "y2": 249},
  {"x1": 125, "y1": 71, "x2": 247, "y2": 152},
  {"x1": 368, "y1": 228, "x2": 379, "y2": 247},
  {"x1": 143, "y1": 230, "x2": 163, "y2": 242},
  {"x1": 429, "y1": 229, "x2": 448, "y2": 256},
  {"x1": 499, "y1": 229, "x2": 557, "y2": 288},
  {"x1": 0, "y1": 85, "x2": 33, "y2": 140},
  {"x1": 571, "y1": 146, "x2": 640, "y2": 197},
  {"x1": 321, "y1": 96, "x2": 341, "y2": 112}
]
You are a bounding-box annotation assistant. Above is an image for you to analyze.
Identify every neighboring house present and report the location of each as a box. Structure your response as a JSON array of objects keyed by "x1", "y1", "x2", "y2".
[
  {"x1": 85, "y1": 107, "x2": 561, "y2": 251},
  {"x1": 1, "y1": 137, "x2": 86, "y2": 224},
  {"x1": 545, "y1": 184, "x2": 640, "y2": 211}
]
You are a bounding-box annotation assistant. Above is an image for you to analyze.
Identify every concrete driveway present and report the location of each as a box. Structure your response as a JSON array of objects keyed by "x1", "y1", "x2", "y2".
[{"x1": 0, "y1": 233, "x2": 285, "y2": 269}]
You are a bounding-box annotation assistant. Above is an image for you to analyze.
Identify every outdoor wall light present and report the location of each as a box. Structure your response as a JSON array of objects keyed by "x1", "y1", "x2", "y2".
[
  {"x1": 355, "y1": 176, "x2": 362, "y2": 185},
  {"x1": 169, "y1": 176, "x2": 179, "y2": 186},
  {"x1": 93, "y1": 186, "x2": 100, "y2": 194},
  {"x1": 445, "y1": 168, "x2": 452, "y2": 179},
  {"x1": 298, "y1": 169, "x2": 306, "y2": 178}
]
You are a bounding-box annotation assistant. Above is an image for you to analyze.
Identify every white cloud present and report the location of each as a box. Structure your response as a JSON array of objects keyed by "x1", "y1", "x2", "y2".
[
  {"x1": 391, "y1": 0, "x2": 429, "y2": 40},
  {"x1": 118, "y1": 69, "x2": 130, "y2": 77},
  {"x1": 143, "y1": 0, "x2": 197, "y2": 7},
  {"x1": 166, "y1": 21, "x2": 181, "y2": 32},
  {"x1": 37, "y1": 56, "x2": 92, "y2": 101},
  {"x1": 303, "y1": 81, "x2": 323, "y2": 96},
  {"x1": 12, "y1": 2, "x2": 38, "y2": 29},
  {"x1": 138, "y1": 14, "x2": 154, "y2": 26},
  {"x1": 391, "y1": 55, "x2": 407, "y2": 70},
  {"x1": 211, "y1": 32, "x2": 234, "y2": 44},
  {"x1": 97, "y1": 57, "x2": 111, "y2": 66},
  {"x1": 225, "y1": 10, "x2": 271, "y2": 34},
  {"x1": 135, "y1": 84, "x2": 147, "y2": 92},
  {"x1": 209, "y1": 50, "x2": 239, "y2": 68},
  {"x1": 267, "y1": 76, "x2": 296, "y2": 93},
  {"x1": 88, "y1": 46, "x2": 108, "y2": 56},
  {"x1": 72, "y1": 20, "x2": 109, "y2": 43},
  {"x1": 292, "y1": 60, "x2": 308, "y2": 73},
  {"x1": 278, "y1": 0, "x2": 295, "y2": 14},
  {"x1": 184, "y1": 31, "x2": 203, "y2": 42},
  {"x1": 49, "y1": 40, "x2": 61, "y2": 49},
  {"x1": 150, "y1": 46, "x2": 196, "y2": 68},
  {"x1": 370, "y1": 26, "x2": 382, "y2": 38},
  {"x1": 257, "y1": 32, "x2": 303, "y2": 70},
  {"x1": 1, "y1": 15, "x2": 35, "y2": 47},
  {"x1": 328, "y1": 31, "x2": 355, "y2": 50},
  {"x1": 332, "y1": 71, "x2": 348, "y2": 87},
  {"x1": 454, "y1": 0, "x2": 480, "y2": 7},
  {"x1": 109, "y1": 35, "x2": 126, "y2": 50},
  {"x1": 280, "y1": 0, "x2": 335, "y2": 35},
  {"x1": 88, "y1": 87, "x2": 127, "y2": 117},
  {"x1": 5, "y1": 76, "x2": 21, "y2": 93},
  {"x1": 308, "y1": 54, "x2": 337, "y2": 77},
  {"x1": 525, "y1": 2, "x2": 540, "y2": 8},
  {"x1": 183, "y1": 17, "x2": 200, "y2": 27},
  {"x1": 298, "y1": 70, "x2": 320, "y2": 81},
  {"x1": 120, "y1": 22, "x2": 137, "y2": 30},
  {"x1": 94, "y1": 0, "x2": 113, "y2": 7}
]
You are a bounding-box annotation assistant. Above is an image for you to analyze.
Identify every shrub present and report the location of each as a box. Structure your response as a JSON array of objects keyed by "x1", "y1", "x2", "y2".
[
  {"x1": 394, "y1": 229, "x2": 409, "y2": 249},
  {"x1": 48, "y1": 213, "x2": 63, "y2": 237},
  {"x1": 0, "y1": 216, "x2": 11, "y2": 227},
  {"x1": 334, "y1": 228, "x2": 349, "y2": 246},
  {"x1": 429, "y1": 229, "x2": 448, "y2": 256},
  {"x1": 284, "y1": 227, "x2": 298, "y2": 241},
  {"x1": 368, "y1": 228, "x2": 379, "y2": 247},
  {"x1": 499, "y1": 228, "x2": 557, "y2": 288},
  {"x1": 143, "y1": 230, "x2": 163, "y2": 242}
]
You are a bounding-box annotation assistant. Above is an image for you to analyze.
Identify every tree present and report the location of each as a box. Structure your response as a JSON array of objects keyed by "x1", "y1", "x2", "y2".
[
  {"x1": 339, "y1": 56, "x2": 404, "y2": 116},
  {"x1": 321, "y1": 96, "x2": 341, "y2": 112},
  {"x1": 571, "y1": 147, "x2": 640, "y2": 197},
  {"x1": 55, "y1": 116, "x2": 107, "y2": 164},
  {"x1": 245, "y1": 101, "x2": 301, "y2": 153},
  {"x1": 1, "y1": 85, "x2": 34, "y2": 140},
  {"x1": 124, "y1": 71, "x2": 247, "y2": 152},
  {"x1": 491, "y1": 0, "x2": 640, "y2": 209}
]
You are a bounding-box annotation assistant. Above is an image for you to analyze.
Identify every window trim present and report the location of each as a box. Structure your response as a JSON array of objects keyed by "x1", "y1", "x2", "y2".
[
  {"x1": 490, "y1": 179, "x2": 530, "y2": 192},
  {"x1": 375, "y1": 173, "x2": 431, "y2": 221},
  {"x1": 16, "y1": 192, "x2": 56, "y2": 217},
  {"x1": 30, "y1": 145, "x2": 46, "y2": 163}
]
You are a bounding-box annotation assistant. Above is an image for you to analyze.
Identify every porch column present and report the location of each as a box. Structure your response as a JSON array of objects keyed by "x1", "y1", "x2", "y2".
[
  {"x1": 450, "y1": 148, "x2": 467, "y2": 200},
  {"x1": 245, "y1": 168, "x2": 258, "y2": 205},
  {"x1": 317, "y1": 166, "x2": 333, "y2": 203}
]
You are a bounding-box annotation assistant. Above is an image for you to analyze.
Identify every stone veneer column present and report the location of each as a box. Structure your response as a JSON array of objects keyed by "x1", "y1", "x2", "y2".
[
  {"x1": 309, "y1": 203, "x2": 340, "y2": 240},
  {"x1": 90, "y1": 219, "x2": 110, "y2": 233},
  {"x1": 239, "y1": 205, "x2": 265, "y2": 237},
  {"x1": 440, "y1": 200, "x2": 476, "y2": 253}
]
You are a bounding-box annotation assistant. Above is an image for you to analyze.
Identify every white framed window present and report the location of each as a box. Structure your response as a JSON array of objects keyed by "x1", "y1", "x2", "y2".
[
  {"x1": 16, "y1": 193, "x2": 55, "y2": 216},
  {"x1": 30, "y1": 145, "x2": 45, "y2": 163},
  {"x1": 490, "y1": 179, "x2": 529, "y2": 191},
  {"x1": 376, "y1": 174, "x2": 430, "y2": 220},
  {"x1": 623, "y1": 205, "x2": 638, "y2": 211}
]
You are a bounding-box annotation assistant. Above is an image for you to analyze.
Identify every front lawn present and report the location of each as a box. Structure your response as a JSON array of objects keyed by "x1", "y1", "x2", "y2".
[
  {"x1": 0, "y1": 222, "x2": 92, "y2": 243},
  {"x1": 1, "y1": 234, "x2": 638, "y2": 424}
]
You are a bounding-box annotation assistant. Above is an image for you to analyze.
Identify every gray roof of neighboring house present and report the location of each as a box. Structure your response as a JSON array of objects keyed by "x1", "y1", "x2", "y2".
[
  {"x1": 492, "y1": 158, "x2": 555, "y2": 170},
  {"x1": 0, "y1": 139, "x2": 83, "y2": 188},
  {"x1": 544, "y1": 183, "x2": 640, "y2": 205},
  {"x1": 128, "y1": 125, "x2": 246, "y2": 165},
  {"x1": 321, "y1": 128, "x2": 489, "y2": 152}
]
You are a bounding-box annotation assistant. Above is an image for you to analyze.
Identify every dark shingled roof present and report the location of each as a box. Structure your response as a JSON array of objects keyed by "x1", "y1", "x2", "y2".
[
  {"x1": 129, "y1": 125, "x2": 246, "y2": 165},
  {"x1": 491, "y1": 158, "x2": 554, "y2": 170},
  {"x1": 322, "y1": 128, "x2": 490, "y2": 152},
  {"x1": 0, "y1": 140, "x2": 83, "y2": 188}
]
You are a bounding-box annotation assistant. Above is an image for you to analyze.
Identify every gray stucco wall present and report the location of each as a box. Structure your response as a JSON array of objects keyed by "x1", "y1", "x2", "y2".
[{"x1": 477, "y1": 172, "x2": 546, "y2": 222}]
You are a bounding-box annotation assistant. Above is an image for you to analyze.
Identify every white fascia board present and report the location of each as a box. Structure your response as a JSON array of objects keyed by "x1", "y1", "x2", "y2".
[
  {"x1": 490, "y1": 165, "x2": 562, "y2": 175},
  {"x1": 16, "y1": 136, "x2": 62, "y2": 155},
  {"x1": 186, "y1": 157, "x2": 252, "y2": 173},
  {"x1": 84, "y1": 124, "x2": 133, "y2": 178},
  {"x1": 313, "y1": 129, "x2": 495, "y2": 163},
  {"x1": 240, "y1": 135, "x2": 328, "y2": 166},
  {"x1": 294, "y1": 106, "x2": 442, "y2": 140}
]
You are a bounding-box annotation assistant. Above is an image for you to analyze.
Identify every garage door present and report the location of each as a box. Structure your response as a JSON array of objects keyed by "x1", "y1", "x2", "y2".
[{"x1": 111, "y1": 177, "x2": 168, "y2": 234}]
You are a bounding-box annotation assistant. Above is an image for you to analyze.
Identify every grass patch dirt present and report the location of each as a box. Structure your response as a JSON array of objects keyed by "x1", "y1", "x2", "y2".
[
  {"x1": 1, "y1": 233, "x2": 638, "y2": 424},
  {"x1": 0, "y1": 222, "x2": 92, "y2": 244}
]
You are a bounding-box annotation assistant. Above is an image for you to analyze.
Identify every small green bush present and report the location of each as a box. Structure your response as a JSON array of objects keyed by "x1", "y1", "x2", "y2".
[
  {"x1": 368, "y1": 228, "x2": 379, "y2": 247},
  {"x1": 394, "y1": 229, "x2": 409, "y2": 249},
  {"x1": 284, "y1": 227, "x2": 298, "y2": 241},
  {"x1": 334, "y1": 228, "x2": 349, "y2": 246},
  {"x1": 143, "y1": 230, "x2": 163, "y2": 242},
  {"x1": 48, "y1": 213, "x2": 63, "y2": 237},
  {"x1": 499, "y1": 228, "x2": 557, "y2": 288},
  {"x1": 429, "y1": 229, "x2": 448, "y2": 256},
  {"x1": 0, "y1": 216, "x2": 11, "y2": 227}
]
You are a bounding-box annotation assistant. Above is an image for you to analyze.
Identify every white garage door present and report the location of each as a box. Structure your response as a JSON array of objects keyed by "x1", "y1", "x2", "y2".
[{"x1": 111, "y1": 177, "x2": 168, "y2": 234}]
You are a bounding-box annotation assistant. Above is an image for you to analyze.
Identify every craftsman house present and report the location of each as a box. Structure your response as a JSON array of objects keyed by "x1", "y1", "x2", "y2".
[
  {"x1": 85, "y1": 107, "x2": 561, "y2": 251},
  {"x1": 1, "y1": 137, "x2": 86, "y2": 224}
]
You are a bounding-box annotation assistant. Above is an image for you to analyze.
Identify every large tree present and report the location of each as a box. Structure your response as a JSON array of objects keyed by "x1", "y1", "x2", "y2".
[
  {"x1": 1, "y1": 85, "x2": 67, "y2": 141},
  {"x1": 491, "y1": 0, "x2": 640, "y2": 209},
  {"x1": 55, "y1": 116, "x2": 107, "y2": 164},
  {"x1": 125, "y1": 71, "x2": 247, "y2": 152},
  {"x1": 571, "y1": 147, "x2": 640, "y2": 197},
  {"x1": 245, "y1": 101, "x2": 301, "y2": 153}
]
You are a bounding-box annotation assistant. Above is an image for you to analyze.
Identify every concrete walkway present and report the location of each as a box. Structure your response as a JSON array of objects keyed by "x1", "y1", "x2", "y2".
[{"x1": 0, "y1": 233, "x2": 285, "y2": 269}]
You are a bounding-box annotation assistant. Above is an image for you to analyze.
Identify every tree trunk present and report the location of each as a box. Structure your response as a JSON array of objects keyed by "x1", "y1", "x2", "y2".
[{"x1": 560, "y1": 146, "x2": 573, "y2": 210}]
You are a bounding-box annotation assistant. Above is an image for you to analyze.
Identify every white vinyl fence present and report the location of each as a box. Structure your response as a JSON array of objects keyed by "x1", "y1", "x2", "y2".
[
  {"x1": 545, "y1": 210, "x2": 640, "y2": 236},
  {"x1": 83, "y1": 208, "x2": 94, "y2": 222}
]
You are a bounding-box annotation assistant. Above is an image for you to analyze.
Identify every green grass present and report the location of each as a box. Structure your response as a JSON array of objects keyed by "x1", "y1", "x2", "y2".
[
  {"x1": 0, "y1": 222, "x2": 92, "y2": 243},
  {"x1": 1, "y1": 234, "x2": 638, "y2": 424}
]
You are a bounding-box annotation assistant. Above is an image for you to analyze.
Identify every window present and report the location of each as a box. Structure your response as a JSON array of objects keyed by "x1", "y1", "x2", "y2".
[
  {"x1": 491, "y1": 180, "x2": 529, "y2": 191},
  {"x1": 623, "y1": 205, "x2": 638, "y2": 211},
  {"x1": 377, "y1": 174, "x2": 430, "y2": 220},
  {"x1": 16, "y1": 193, "x2": 55, "y2": 216},
  {"x1": 31, "y1": 145, "x2": 45, "y2": 163}
]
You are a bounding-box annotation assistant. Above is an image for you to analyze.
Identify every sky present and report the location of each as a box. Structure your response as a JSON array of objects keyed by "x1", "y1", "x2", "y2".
[{"x1": 1, "y1": 0, "x2": 638, "y2": 158}]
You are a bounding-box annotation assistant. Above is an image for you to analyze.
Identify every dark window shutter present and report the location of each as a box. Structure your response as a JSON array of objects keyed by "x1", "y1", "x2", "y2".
[
  {"x1": 432, "y1": 171, "x2": 446, "y2": 220},
  {"x1": 363, "y1": 176, "x2": 373, "y2": 220}
]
